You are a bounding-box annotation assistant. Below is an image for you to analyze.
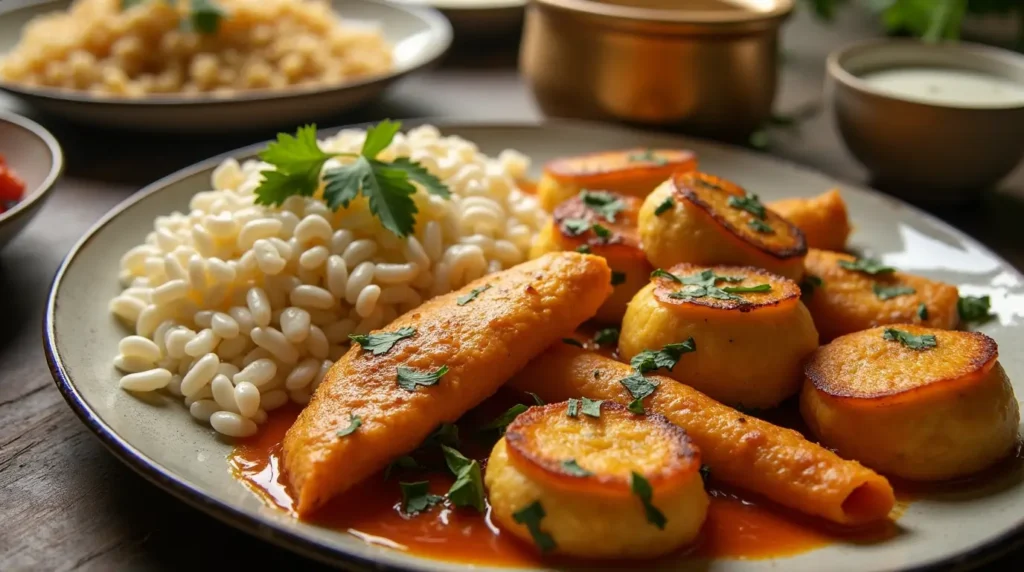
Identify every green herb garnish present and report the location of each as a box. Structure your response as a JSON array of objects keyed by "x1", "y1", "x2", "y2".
[
  {"x1": 630, "y1": 338, "x2": 696, "y2": 374},
  {"x1": 627, "y1": 148, "x2": 667, "y2": 166},
  {"x1": 721, "y1": 284, "x2": 772, "y2": 294},
  {"x1": 560, "y1": 218, "x2": 591, "y2": 237},
  {"x1": 727, "y1": 193, "x2": 767, "y2": 219},
  {"x1": 397, "y1": 365, "x2": 449, "y2": 391},
  {"x1": 335, "y1": 413, "x2": 362, "y2": 437},
  {"x1": 917, "y1": 303, "x2": 929, "y2": 321},
  {"x1": 561, "y1": 459, "x2": 593, "y2": 477},
  {"x1": 424, "y1": 423, "x2": 460, "y2": 449},
  {"x1": 254, "y1": 122, "x2": 449, "y2": 238},
  {"x1": 667, "y1": 272, "x2": 761, "y2": 302},
  {"x1": 562, "y1": 338, "x2": 584, "y2": 348},
  {"x1": 575, "y1": 244, "x2": 592, "y2": 254},
  {"x1": 482, "y1": 404, "x2": 529, "y2": 434},
  {"x1": 349, "y1": 327, "x2": 415, "y2": 355},
  {"x1": 187, "y1": 0, "x2": 224, "y2": 34},
  {"x1": 526, "y1": 392, "x2": 545, "y2": 406},
  {"x1": 441, "y1": 445, "x2": 485, "y2": 513},
  {"x1": 958, "y1": 295, "x2": 993, "y2": 323},
  {"x1": 838, "y1": 258, "x2": 895, "y2": 275},
  {"x1": 580, "y1": 397, "x2": 603, "y2": 417},
  {"x1": 566, "y1": 398, "x2": 580, "y2": 417},
  {"x1": 747, "y1": 218, "x2": 775, "y2": 234},
  {"x1": 611, "y1": 271, "x2": 626, "y2": 286},
  {"x1": 699, "y1": 465, "x2": 711, "y2": 483},
  {"x1": 873, "y1": 284, "x2": 916, "y2": 300},
  {"x1": 512, "y1": 501, "x2": 556, "y2": 552},
  {"x1": 620, "y1": 372, "x2": 659, "y2": 414},
  {"x1": 400, "y1": 481, "x2": 444, "y2": 516},
  {"x1": 631, "y1": 472, "x2": 667, "y2": 529},
  {"x1": 882, "y1": 328, "x2": 937, "y2": 350},
  {"x1": 384, "y1": 455, "x2": 420, "y2": 480},
  {"x1": 593, "y1": 327, "x2": 619, "y2": 346},
  {"x1": 800, "y1": 274, "x2": 823, "y2": 298},
  {"x1": 580, "y1": 190, "x2": 625, "y2": 222},
  {"x1": 654, "y1": 197, "x2": 674, "y2": 216},
  {"x1": 651, "y1": 268, "x2": 683, "y2": 284},
  {"x1": 592, "y1": 223, "x2": 613, "y2": 241},
  {"x1": 457, "y1": 284, "x2": 491, "y2": 306}
]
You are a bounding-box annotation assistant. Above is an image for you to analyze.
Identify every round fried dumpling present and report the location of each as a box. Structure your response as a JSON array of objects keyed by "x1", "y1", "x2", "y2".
[
  {"x1": 638, "y1": 172, "x2": 807, "y2": 280},
  {"x1": 530, "y1": 190, "x2": 651, "y2": 323},
  {"x1": 485, "y1": 401, "x2": 708, "y2": 559},
  {"x1": 801, "y1": 249, "x2": 959, "y2": 342},
  {"x1": 536, "y1": 148, "x2": 697, "y2": 212},
  {"x1": 767, "y1": 189, "x2": 852, "y2": 252},
  {"x1": 619, "y1": 263, "x2": 818, "y2": 409},
  {"x1": 801, "y1": 326, "x2": 1019, "y2": 481}
]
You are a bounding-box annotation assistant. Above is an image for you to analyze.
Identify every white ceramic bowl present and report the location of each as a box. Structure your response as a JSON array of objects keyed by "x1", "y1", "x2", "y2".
[{"x1": 0, "y1": 110, "x2": 62, "y2": 250}]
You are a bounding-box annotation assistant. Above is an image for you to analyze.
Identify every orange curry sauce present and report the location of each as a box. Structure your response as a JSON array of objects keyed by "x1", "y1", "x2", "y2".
[{"x1": 230, "y1": 400, "x2": 902, "y2": 566}]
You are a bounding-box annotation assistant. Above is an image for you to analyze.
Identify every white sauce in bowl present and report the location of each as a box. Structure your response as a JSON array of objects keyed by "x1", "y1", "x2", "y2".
[{"x1": 861, "y1": 67, "x2": 1024, "y2": 108}]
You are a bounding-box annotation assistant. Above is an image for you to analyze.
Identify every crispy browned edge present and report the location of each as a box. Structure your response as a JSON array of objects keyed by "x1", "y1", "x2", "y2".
[
  {"x1": 505, "y1": 401, "x2": 700, "y2": 490},
  {"x1": 652, "y1": 262, "x2": 802, "y2": 314},
  {"x1": 544, "y1": 148, "x2": 697, "y2": 179},
  {"x1": 671, "y1": 171, "x2": 808, "y2": 260},
  {"x1": 805, "y1": 327, "x2": 1000, "y2": 399},
  {"x1": 551, "y1": 192, "x2": 642, "y2": 250}
]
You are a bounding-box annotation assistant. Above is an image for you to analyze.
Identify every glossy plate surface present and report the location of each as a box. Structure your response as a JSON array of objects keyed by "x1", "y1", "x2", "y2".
[
  {"x1": 0, "y1": 0, "x2": 452, "y2": 132},
  {"x1": 46, "y1": 121, "x2": 1024, "y2": 571},
  {"x1": 0, "y1": 109, "x2": 62, "y2": 249}
]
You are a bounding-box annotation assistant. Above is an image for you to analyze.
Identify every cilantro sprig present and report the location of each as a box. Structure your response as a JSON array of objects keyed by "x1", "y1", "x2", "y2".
[
  {"x1": 397, "y1": 365, "x2": 449, "y2": 391},
  {"x1": 838, "y1": 257, "x2": 895, "y2": 275},
  {"x1": 883, "y1": 328, "x2": 937, "y2": 351},
  {"x1": 513, "y1": 501, "x2": 556, "y2": 552},
  {"x1": 630, "y1": 339, "x2": 696, "y2": 374},
  {"x1": 580, "y1": 190, "x2": 625, "y2": 222},
  {"x1": 631, "y1": 472, "x2": 667, "y2": 529},
  {"x1": 441, "y1": 445, "x2": 485, "y2": 513},
  {"x1": 400, "y1": 481, "x2": 443, "y2": 516},
  {"x1": 254, "y1": 121, "x2": 450, "y2": 238},
  {"x1": 349, "y1": 326, "x2": 415, "y2": 355},
  {"x1": 958, "y1": 295, "x2": 993, "y2": 324}
]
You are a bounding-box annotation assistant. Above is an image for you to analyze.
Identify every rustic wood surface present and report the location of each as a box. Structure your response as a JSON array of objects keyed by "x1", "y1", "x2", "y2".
[{"x1": 2, "y1": 4, "x2": 1023, "y2": 571}]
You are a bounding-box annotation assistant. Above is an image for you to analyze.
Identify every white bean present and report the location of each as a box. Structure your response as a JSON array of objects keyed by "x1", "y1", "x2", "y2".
[
  {"x1": 210, "y1": 411, "x2": 257, "y2": 437},
  {"x1": 151, "y1": 279, "x2": 189, "y2": 305},
  {"x1": 290, "y1": 285, "x2": 334, "y2": 310},
  {"x1": 165, "y1": 327, "x2": 196, "y2": 359},
  {"x1": 163, "y1": 255, "x2": 187, "y2": 282},
  {"x1": 118, "y1": 335, "x2": 161, "y2": 363},
  {"x1": 250, "y1": 327, "x2": 299, "y2": 365},
  {"x1": 285, "y1": 357, "x2": 321, "y2": 391},
  {"x1": 119, "y1": 368, "x2": 172, "y2": 392},
  {"x1": 217, "y1": 334, "x2": 249, "y2": 360},
  {"x1": 299, "y1": 245, "x2": 329, "y2": 269},
  {"x1": 109, "y1": 296, "x2": 147, "y2": 324},
  {"x1": 234, "y1": 358, "x2": 277, "y2": 387},
  {"x1": 234, "y1": 381, "x2": 261, "y2": 418},
  {"x1": 246, "y1": 287, "x2": 272, "y2": 327},
  {"x1": 167, "y1": 374, "x2": 183, "y2": 396},
  {"x1": 193, "y1": 310, "x2": 214, "y2": 329},
  {"x1": 311, "y1": 359, "x2": 333, "y2": 391},
  {"x1": 330, "y1": 229, "x2": 354, "y2": 254},
  {"x1": 228, "y1": 306, "x2": 256, "y2": 333},
  {"x1": 251, "y1": 408, "x2": 268, "y2": 424},
  {"x1": 217, "y1": 363, "x2": 241, "y2": 378},
  {"x1": 373, "y1": 263, "x2": 419, "y2": 285},
  {"x1": 355, "y1": 284, "x2": 381, "y2": 318},
  {"x1": 238, "y1": 218, "x2": 282, "y2": 250},
  {"x1": 280, "y1": 307, "x2": 311, "y2": 343},
  {"x1": 189, "y1": 400, "x2": 221, "y2": 423},
  {"x1": 253, "y1": 239, "x2": 286, "y2": 275},
  {"x1": 322, "y1": 319, "x2": 356, "y2": 344},
  {"x1": 114, "y1": 354, "x2": 157, "y2": 373},
  {"x1": 305, "y1": 325, "x2": 329, "y2": 359},
  {"x1": 325, "y1": 255, "x2": 348, "y2": 298},
  {"x1": 260, "y1": 389, "x2": 289, "y2": 411},
  {"x1": 204, "y1": 212, "x2": 237, "y2": 238},
  {"x1": 184, "y1": 329, "x2": 220, "y2": 357},
  {"x1": 180, "y1": 353, "x2": 219, "y2": 397},
  {"x1": 341, "y1": 239, "x2": 377, "y2": 268},
  {"x1": 211, "y1": 374, "x2": 239, "y2": 413},
  {"x1": 294, "y1": 215, "x2": 332, "y2": 246},
  {"x1": 289, "y1": 389, "x2": 312, "y2": 405},
  {"x1": 210, "y1": 312, "x2": 240, "y2": 339},
  {"x1": 345, "y1": 261, "x2": 375, "y2": 304}
]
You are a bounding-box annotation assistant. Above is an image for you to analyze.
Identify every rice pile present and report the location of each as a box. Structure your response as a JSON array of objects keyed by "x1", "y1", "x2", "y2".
[{"x1": 110, "y1": 125, "x2": 544, "y2": 437}]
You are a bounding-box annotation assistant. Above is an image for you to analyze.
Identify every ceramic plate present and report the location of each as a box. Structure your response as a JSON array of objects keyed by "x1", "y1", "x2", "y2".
[
  {"x1": 45, "y1": 121, "x2": 1024, "y2": 571},
  {"x1": 0, "y1": 0, "x2": 451, "y2": 132},
  {"x1": 0, "y1": 110, "x2": 62, "y2": 250},
  {"x1": 393, "y1": 0, "x2": 525, "y2": 36}
]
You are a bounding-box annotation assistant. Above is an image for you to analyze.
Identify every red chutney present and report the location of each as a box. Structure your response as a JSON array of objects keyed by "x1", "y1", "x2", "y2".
[
  {"x1": 230, "y1": 404, "x2": 901, "y2": 566},
  {"x1": 0, "y1": 154, "x2": 26, "y2": 215}
]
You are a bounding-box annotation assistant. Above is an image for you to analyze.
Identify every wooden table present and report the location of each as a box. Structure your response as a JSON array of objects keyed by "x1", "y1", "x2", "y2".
[{"x1": 2, "y1": 6, "x2": 1023, "y2": 571}]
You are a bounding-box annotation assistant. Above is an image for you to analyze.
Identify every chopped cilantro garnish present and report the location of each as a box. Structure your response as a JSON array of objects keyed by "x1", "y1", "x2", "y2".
[
  {"x1": 838, "y1": 258, "x2": 895, "y2": 275},
  {"x1": 882, "y1": 328, "x2": 937, "y2": 350},
  {"x1": 631, "y1": 472, "x2": 667, "y2": 529},
  {"x1": 873, "y1": 284, "x2": 916, "y2": 300},
  {"x1": 580, "y1": 190, "x2": 625, "y2": 222},
  {"x1": 627, "y1": 148, "x2": 667, "y2": 166},
  {"x1": 424, "y1": 423, "x2": 460, "y2": 448},
  {"x1": 747, "y1": 218, "x2": 774, "y2": 234},
  {"x1": 592, "y1": 223, "x2": 612, "y2": 241},
  {"x1": 566, "y1": 398, "x2": 580, "y2": 417},
  {"x1": 593, "y1": 327, "x2": 619, "y2": 346},
  {"x1": 800, "y1": 274, "x2": 823, "y2": 298},
  {"x1": 441, "y1": 445, "x2": 485, "y2": 512},
  {"x1": 399, "y1": 481, "x2": 443, "y2": 516},
  {"x1": 611, "y1": 271, "x2": 626, "y2": 286},
  {"x1": 513, "y1": 501, "x2": 556, "y2": 552},
  {"x1": 562, "y1": 337, "x2": 584, "y2": 347},
  {"x1": 958, "y1": 295, "x2": 993, "y2": 323},
  {"x1": 630, "y1": 338, "x2": 696, "y2": 374},
  {"x1": 620, "y1": 372, "x2": 658, "y2": 414},
  {"x1": 727, "y1": 193, "x2": 767, "y2": 219},
  {"x1": 481, "y1": 404, "x2": 529, "y2": 434},
  {"x1": 561, "y1": 459, "x2": 593, "y2": 477},
  {"x1": 335, "y1": 413, "x2": 362, "y2": 437},
  {"x1": 187, "y1": 0, "x2": 224, "y2": 34},
  {"x1": 349, "y1": 326, "x2": 415, "y2": 355},
  {"x1": 580, "y1": 397, "x2": 603, "y2": 417},
  {"x1": 651, "y1": 268, "x2": 683, "y2": 284},
  {"x1": 384, "y1": 455, "x2": 420, "y2": 480},
  {"x1": 721, "y1": 283, "x2": 772, "y2": 294},
  {"x1": 654, "y1": 196, "x2": 674, "y2": 216},
  {"x1": 396, "y1": 364, "x2": 449, "y2": 391},
  {"x1": 917, "y1": 303, "x2": 929, "y2": 321},
  {"x1": 560, "y1": 217, "x2": 591, "y2": 237},
  {"x1": 575, "y1": 244, "x2": 592, "y2": 254},
  {"x1": 526, "y1": 392, "x2": 545, "y2": 406},
  {"x1": 457, "y1": 284, "x2": 491, "y2": 306}
]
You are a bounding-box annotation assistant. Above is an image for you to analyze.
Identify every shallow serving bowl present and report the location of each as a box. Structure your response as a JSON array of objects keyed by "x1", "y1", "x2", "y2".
[
  {"x1": 519, "y1": 0, "x2": 793, "y2": 138},
  {"x1": 0, "y1": 0, "x2": 452, "y2": 132},
  {"x1": 0, "y1": 110, "x2": 62, "y2": 250},
  {"x1": 395, "y1": 0, "x2": 526, "y2": 38},
  {"x1": 828, "y1": 39, "x2": 1024, "y2": 203}
]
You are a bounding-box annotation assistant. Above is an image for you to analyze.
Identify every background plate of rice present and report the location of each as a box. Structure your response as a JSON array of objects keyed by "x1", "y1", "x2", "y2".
[{"x1": 46, "y1": 120, "x2": 1024, "y2": 571}]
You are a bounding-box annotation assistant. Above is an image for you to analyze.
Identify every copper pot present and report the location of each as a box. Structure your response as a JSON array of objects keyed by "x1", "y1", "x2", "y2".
[{"x1": 519, "y1": 0, "x2": 793, "y2": 138}]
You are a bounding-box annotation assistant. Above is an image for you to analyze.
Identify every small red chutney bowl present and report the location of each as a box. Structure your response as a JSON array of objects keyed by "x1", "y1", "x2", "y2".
[{"x1": 0, "y1": 110, "x2": 63, "y2": 251}]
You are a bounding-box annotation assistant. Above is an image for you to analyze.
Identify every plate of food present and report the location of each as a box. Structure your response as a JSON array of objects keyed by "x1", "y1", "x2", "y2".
[
  {"x1": 45, "y1": 119, "x2": 1024, "y2": 571},
  {"x1": 0, "y1": 110, "x2": 62, "y2": 249},
  {"x1": 393, "y1": 0, "x2": 525, "y2": 37},
  {"x1": 0, "y1": 0, "x2": 451, "y2": 132}
]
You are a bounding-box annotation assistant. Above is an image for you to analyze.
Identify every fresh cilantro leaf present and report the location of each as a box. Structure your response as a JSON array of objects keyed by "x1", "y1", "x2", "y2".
[
  {"x1": 361, "y1": 159, "x2": 421, "y2": 238},
  {"x1": 882, "y1": 328, "x2": 937, "y2": 350},
  {"x1": 397, "y1": 365, "x2": 449, "y2": 391},
  {"x1": 513, "y1": 501, "x2": 556, "y2": 552},
  {"x1": 253, "y1": 169, "x2": 322, "y2": 207},
  {"x1": 424, "y1": 423, "x2": 460, "y2": 449},
  {"x1": 651, "y1": 268, "x2": 683, "y2": 284},
  {"x1": 561, "y1": 459, "x2": 593, "y2": 477},
  {"x1": 748, "y1": 218, "x2": 774, "y2": 234},
  {"x1": 620, "y1": 372, "x2": 658, "y2": 414},
  {"x1": 562, "y1": 338, "x2": 583, "y2": 347},
  {"x1": 386, "y1": 157, "x2": 450, "y2": 199},
  {"x1": 800, "y1": 274, "x2": 823, "y2": 298},
  {"x1": 441, "y1": 445, "x2": 485, "y2": 513},
  {"x1": 917, "y1": 302, "x2": 929, "y2": 321},
  {"x1": 958, "y1": 295, "x2": 993, "y2": 323},
  {"x1": 400, "y1": 481, "x2": 443, "y2": 516},
  {"x1": 727, "y1": 193, "x2": 767, "y2": 219},
  {"x1": 361, "y1": 119, "x2": 402, "y2": 159},
  {"x1": 721, "y1": 284, "x2": 772, "y2": 294},
  {"x1": 575, "y1": 244, "x2": 591, "y2": 254},
  {"x1": 189, "y1": 0, "x2": 224, "y2": 34},
  {"x1": 680, "y1": 269, "x2": 743, "y2": 287},
  {"x1": 630, "y1": 338, "x2": 696, "y2": 374},
  {"x1": 593, "y1": 327, "x2": 619, "y2": 346},
  {"x1": 566, "y1": 398, "x2": 580, "y2": 417},
  {"x1": 580, "y1": 397, "x2": 603, "y2": 417},
  {"x1": 349, "y1": 327, "x2": 415, "y2": 355},
  {"x1": 322, "y1": 156, "x2": 372, "y2": 210},
  {"x1": 873, "y1": 284, "x2": 916, "y2": 300},
  {"x1": 336, "y1": 413, "x2": 362, "y2": 437},
  {"x1": 838, "y1": 258, "x2": 895, "y2": 275},
  {"x1": 384, "y1": 455, "x2": 420, "y2": 480},
  {"x1": 631, "y1": 472, "x2": 667, "y2": 529},
  {"x1": 481, "y1": 404, "x2": 529, "y2": 434},
  {"x1": 654, "y1": 196, "x2": 674, "y2": 216},
  {"x1": 526, "y1": 392, "x2": 545, "y2": 406},
  {"x1": 580, "y1": 190, "x2": 625, "y2": 222},
  {"x1": 627, "y1": 149, "x2": 667, "y2": 166},
  {"x1": 611, "y1": 271, "x2": 626, "y2": 286},
  {"x1": 457, "y1": 284, "x2": 491, "y2": 306},
  {"x1": 592, "y1": 223, "x2": 612, "y2": 241},
  {"x1": 561, "y1": 218, "x2": 591, "y2": 237}
]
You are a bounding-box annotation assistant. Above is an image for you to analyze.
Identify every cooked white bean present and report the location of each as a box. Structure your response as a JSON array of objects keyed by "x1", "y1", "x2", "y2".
[
  {"x1": 165, "y1": 327, "x2": 196, "y2": 359},
  {"x1": 330, "y1": 229, "x2": 354, "y2": 254},
  {"x1": 193, "y1": 310, "x2": 214, "y2": 329},
  {"x1": 290, "y1": 284, "x2": 334, "y2": 310},
  {"x1": 294, "y1": 214, "x2": 332, "y2": 246},
  {"x1": 118, "y1": 335, "x2": 161, "y2": 363},
  {"x1": 163, "y1": 254, "x2": 187, "y2": 282},
  {"x1": 109, "y1": 296, "x2": 147, "y2": 324},
  {"x1": 289, "y1": 388, "x2": 312, "y2": 405},
  {"x1": 211, "y1": 374, "x2": 239, "y2": 413},
  {"x1": 151, "y1": 279, "x2": 189, "y2": 305},
  {"x1": 183, "y1": 385, "x2": 213, "y2": 407},
  {"x1": 216, "y1": 334, "x2": 249, "y2": 360},
  {"x1": 234, "y1": 358, "x2": 277, "y2": 387},
  {"x1": 285, "y1": 357, "x2": 320, "y2": 390},
  {"x1": 119, "y1": 368, "x2": 172, "y2": 392},
  {"x1": 322, "y1": 319, "x2": 356, "y2": 344},
  {"x1": 238, "y1": 218, "x2": 282, "y2": 250},
  {"x1": 251, "y1": 408, "x2": 268, "y2": 424},
  {"x1": 260, "y1": 389, "x2": 289, "y2": 411},
  {"x1": 355, "y1": 284, "x2": 381, "y2": 318},
  {"x1": 216, "y1": 363, "x2": 241, "y2": 379},
  {"x1": 190, "y1": 399, "x2": 221, "y2": 423},
  {"x1": 210, "y1": 312, "x2": 239, "y2": 339},
  {"x1": 345, "y1": 261, "x2": 375, "y2": 304},
  {"x1": 280, "y1": 307, "x2": 311, "y2": 343},
  {"x1": 373, "y1": 263, "x2": 419, "y2": 285},
  {"x1": 184, "y1": 329, "x2": 220, "y2": 357},
  {"x1": 210, "y1": 411, "x2": 258, "y2": 437},
  {"x1": 311, "y1": 359, "x2": 333, "y2": 391},
  {"x1": 305, "y1": 325, "x2": 329, "y2": 360},
  {"x1": 206, "y1": 257, "x2": 235, "y2": 284},
  {"x1": 242, "y1": 347, "x2": 273, "y2": 367},
  {"x1": 299, "y1": 245, "x2": 330, "y2": 270},
  {"x1": 114, "y1": 354, "x2": 157, "y2": 373},
  {"x1": 166, "y1": 374, "x2": 183, "y2": 396},
  {"x1": 228, "y1": 306, "x2": 256, "y2": 334},
  {"x1": 341, "y1": 239, "x2": 377, "y2": 268},
  {"x1": 250, "y1": 327, "x2": 299, "y2": 365},
  {"x1": 325, "y1": 255, "x2": 348, "y2": 298},
  {"x1": 234, "y1": 381, "x2": 261, "y2": 417},
  {"x1": 180, "y1": 353, "x2": 220, "y2": 397},
  {"x1": 246, "y1": 287, "x2": 272, "y2": 327}
]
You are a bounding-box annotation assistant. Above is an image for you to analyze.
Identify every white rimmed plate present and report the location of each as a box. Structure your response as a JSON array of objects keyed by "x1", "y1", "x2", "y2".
[
  {"x1": 45, "y1": 120, "x2": 1024, "y2": 571},
  {"x1": 0, "y1": 0, "x2": 452, "y2": 132},
  {"x1": 393, "y1": 0, "x2": 525, "y2": 36},
  {"x1": 0, "y1": 109, "x2": 62, "y2": 250}
]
